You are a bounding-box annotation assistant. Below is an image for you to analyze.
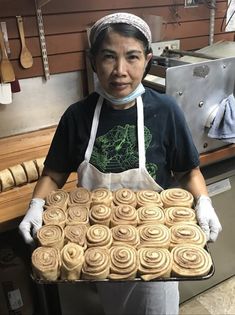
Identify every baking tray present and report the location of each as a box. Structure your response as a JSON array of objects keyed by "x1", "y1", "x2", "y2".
[{"x1": 31, "y1": 245, "x2": 215, "y2": 284}]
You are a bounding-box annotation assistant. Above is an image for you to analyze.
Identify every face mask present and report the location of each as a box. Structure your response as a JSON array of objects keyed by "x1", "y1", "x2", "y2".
[{"x1": 95, "y1": 79, "x2": 145, "y2": 106}]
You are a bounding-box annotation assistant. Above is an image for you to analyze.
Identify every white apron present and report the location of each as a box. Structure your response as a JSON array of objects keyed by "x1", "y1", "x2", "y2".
[{"x1": 77, "y1": 95, "x2": 179, "y2": 315}]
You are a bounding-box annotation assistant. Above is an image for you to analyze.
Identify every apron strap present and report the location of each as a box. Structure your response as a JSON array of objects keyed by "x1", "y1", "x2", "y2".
[
  {"x1": 85, "y1": 95, "x2": 103, "y2": 161},
  {"x1": 137, "y1": 96, "x2": 146, "y2": 169}
]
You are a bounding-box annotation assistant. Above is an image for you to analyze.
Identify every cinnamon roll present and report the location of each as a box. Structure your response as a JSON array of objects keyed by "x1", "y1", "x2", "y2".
[
  {"x1": 9, "y1": 164, "x2": 27, "y2": 186},
  {"x1": 36, "y1": 224, "x2": 64, "y2": 249},
  {"x1": 69, "y1": 187, "x2": 91, "y2": 207},
  {"x1": 0, "y1": 169, "x2": 15, "y2": 191},
  {"x1": 138, "y1": 247, "x2": 172, "y2": 281},
  {"x1": 110, "y1": 205, "x2": 138, "y2": 227},
  {"x1": 113, "y1": 188, "x2": 137, "y2": 207},
  {"x1": 86, "y1": 224, "x2": 113, "y2": 249},
  {"x1": 32, "y1": 246, "x2": 61, "y2": 281},
  {"x1": 64, "y1": 224, "x2": 87, "y2": 249},
  {"x1": 111, "y1": 224, "x2": 140, "y2": 248},
  {"x1": 170, "y1": 223, "x2": 207, "y2": 249},
  {"x1": 165, "y1": 207, "x2": 196, "y2": 227},
  {"x1": 109, "y1": 245, "x2": 138, "y2": 280},
  {"x1": 60, "y1": 243, "x2": 84, "y2": 280},
  {"x1": 43, "y1": 206, "x2": 67, "y2": 228},
  {"x1": 45, "y1": 189, "x2": 69, "y2": 211},
  {"x1": 137, "y1": 205, "x2": 165, "y2": 225},
  {"x1": 91, "y1": 188, "x2": 113, "y2": 207},
  {"x1": 89, "y1": 204, "x2": 112, "y2": 227},
  {"x1": 136, "y1": 190, "x2": 163, "y2": 208},
  {"x1": 66, "y1": 205, "x2": 89, "y2": 226},
  {"x1": 82, "y1": 247, "x2": 110, "y2": 280},
  {"x1": 21, "y1": 160, "x2": 39, "y2": 182},
  {"x1": 34, "y1": 157, "x2": 45, "y2": 176},
  {"x1": 160, "y1": 188, "x2": 194, "y2": 208},
  {"x1": 138, "y1": 224, "x2": 171, "y2": 249},
  {"x1": 171, "y1": 244, "x2": 212, "y2": 277}
]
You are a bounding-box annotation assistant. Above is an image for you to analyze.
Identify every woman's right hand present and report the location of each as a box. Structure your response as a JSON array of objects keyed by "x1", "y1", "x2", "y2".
[{"x1": 19, "y1": 198, "x2": 45, "y2": 246}]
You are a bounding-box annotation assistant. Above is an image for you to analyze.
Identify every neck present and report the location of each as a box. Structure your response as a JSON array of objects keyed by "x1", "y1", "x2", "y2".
[{"x1": 108, "y1": 100, "x2": 136, "y2": 110}]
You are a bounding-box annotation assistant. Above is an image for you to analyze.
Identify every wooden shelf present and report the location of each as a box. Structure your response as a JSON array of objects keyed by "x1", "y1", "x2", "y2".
[{"x1": 200, "y1": 144, "x2": 235, "y2": 166}]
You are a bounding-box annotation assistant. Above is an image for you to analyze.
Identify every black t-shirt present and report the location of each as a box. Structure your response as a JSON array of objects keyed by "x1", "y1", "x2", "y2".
[{"x1": 44, "y1": 88, "x2": 199, "y2": 189}]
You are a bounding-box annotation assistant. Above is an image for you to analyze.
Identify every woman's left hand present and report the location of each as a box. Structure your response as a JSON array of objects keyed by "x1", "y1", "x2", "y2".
[{"x1": 195, "y1": 195, "x2": 222, "y2": 242}]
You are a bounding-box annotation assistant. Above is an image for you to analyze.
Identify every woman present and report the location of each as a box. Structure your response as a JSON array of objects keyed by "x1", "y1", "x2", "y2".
[{"x1": 19, "y1": 12, "x2": 222, "y2": 315}]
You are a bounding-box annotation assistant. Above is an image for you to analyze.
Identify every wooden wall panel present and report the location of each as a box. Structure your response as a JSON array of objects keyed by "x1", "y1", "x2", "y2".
[{"x1": 0, "y1": 0, "x2": 234, "y2": 81}]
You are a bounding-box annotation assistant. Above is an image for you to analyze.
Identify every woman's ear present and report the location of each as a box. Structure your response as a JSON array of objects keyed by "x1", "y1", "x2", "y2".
[
  {"x1": 90, "y1": 58, "x2": 97, "y2": 73},
  {"x1": 87, "y1": 51, "x2": 97, "y2": 72},
  {"x1": 146, "y1": 52, "x2": 153, "y2": 66}
]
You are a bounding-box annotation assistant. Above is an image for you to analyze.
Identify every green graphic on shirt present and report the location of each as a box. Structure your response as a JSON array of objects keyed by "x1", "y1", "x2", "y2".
[{"x1": 90, "y1": 124, "x2": 158, "y2": 179}]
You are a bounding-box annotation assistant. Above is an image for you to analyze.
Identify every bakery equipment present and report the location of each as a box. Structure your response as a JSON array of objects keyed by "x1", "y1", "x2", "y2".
[{"x1": 144, "y1": 42, "x2": 235, "y2": 154}]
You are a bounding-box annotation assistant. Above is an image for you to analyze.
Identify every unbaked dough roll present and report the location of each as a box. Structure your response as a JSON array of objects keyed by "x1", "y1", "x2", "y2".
[
  {"x1": 36, "y1": 224, "x2": 64, "y2": 249},
  {"x1": 64, "y1": 224, "x2": 88, "y2": 249},
  {"x1": 109, "y1": 245, "x2": 138, "y2": 280},
  {"x1": 113, "y1": 188, "x2": 137, "y2": 207},
  {"x1": 160, "y1": 188, "x2": 194, "y2": 208},
  {"x1": 86, "y1": 224, "x2": 113, "y2": 249},
  {"x1": 91, "y1": 188, "x2": 113, "y2": 207},
  {"x1": 89, "y1": 204, "x2": 112, "y2": 226},
  {"x1": 60, "y1": 243, "x2": 84, "y2": 280},
  {"x1": 21, "y1": 160, "x2": 39, "y2": 182},
  {"x1": 138, "y1": 247, "x2": 172, "y2": 281},
  {"x1": 0, "y1": 169, "x2": 15, "y2": 191},
  {"x1": 170, "y1": 223, "x2": 207, "y2": 249},
  {"x1": 138, "y1": 224, "x2": 171, "y2": 249},
  {"x1": 69, "y1": 187, "x2": 91, "y2": 207},
  {"x1": 111, "y1": 224, "x2": 140, "y2": 248},
  {"x1": 66, "y1": 205, "x2": 89, "y2": 226},
  {"x1": 165, "y1": 207, "x2": 196, "y2": 227},
  {"x1": 82, "y1": 247, "x2": 110, "y2": 280},
  {"x1": 34, "y1": 157, "x2": 45, "y2": 176},
  {"x1": 9, "y1": 164, "x2": 27, "y2": 186},
  {"x1": 45, "y1": 189, "x2": 69, "y2": 211},
  {"x1": 171, "y1": 244, "x2": 212, "y2": 277},
  {"x1": 136, "y1": 190, "x2": 163, "y2": 208},
  {"x1": 42, "y1": 206, "x2": 67, "y2": 228},
  {"x1": 32, "y1": 246, "x2": 61, "y2": 281},
  {"x1": 110, "y1": 205, "x2": 138, "y2": 227},
  {"x1": 137, "y1": 205, "x2": 165, "y2": 225}
]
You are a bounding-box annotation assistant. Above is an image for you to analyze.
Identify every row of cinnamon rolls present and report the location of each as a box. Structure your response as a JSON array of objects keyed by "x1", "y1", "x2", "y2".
[{"x1": 32, "y1": 241, "x2": 212, "y2": 282}]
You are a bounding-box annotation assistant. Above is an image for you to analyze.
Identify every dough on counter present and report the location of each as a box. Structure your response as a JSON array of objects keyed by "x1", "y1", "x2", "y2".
[
  {"x1": 21, "y1": 160, "x2": 39, "y2": 182},
  {"x1": 34, "y1": 157, "x2": 45, "y2": 176},
  {"x1": 0, "y1": 169, "x2": 15, "y2": 191},
  {"x1": 9, "y1": 164, "x2": 27, "y2": 186}
]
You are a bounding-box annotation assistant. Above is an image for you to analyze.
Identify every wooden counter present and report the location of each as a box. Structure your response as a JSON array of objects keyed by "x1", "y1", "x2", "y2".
[
  {"x1": 0, "y1": 127, "x2": 235, "y2": 232},
  {"x1": 0, "y1": 127, "x2": 77, "y2": 232}
]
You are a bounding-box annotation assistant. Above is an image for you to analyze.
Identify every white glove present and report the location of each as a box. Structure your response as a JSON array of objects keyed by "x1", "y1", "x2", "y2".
[
  {"x1": 19, "y1": 198, "x2": 45, "y2": 246},
  {"x1": 195, "y1": 195, "x2": 222, "y2": 242}
]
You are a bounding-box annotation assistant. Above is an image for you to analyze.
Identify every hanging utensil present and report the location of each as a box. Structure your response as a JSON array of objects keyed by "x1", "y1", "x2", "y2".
[
  {"x1": 0, "y1": 28, "x2": 15, "y2": 83},
  {"x1": 16, "y1": 16, "x2": 33, "y2": 69}
]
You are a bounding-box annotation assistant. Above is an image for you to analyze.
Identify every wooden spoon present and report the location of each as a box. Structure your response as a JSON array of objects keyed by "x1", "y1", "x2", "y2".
[
  {"x1": 16, "y1": 16, "x2": 33, "y2": 69},
  {"x1": 0, "y1": 29, "x2": 15, "y2": 83}
]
